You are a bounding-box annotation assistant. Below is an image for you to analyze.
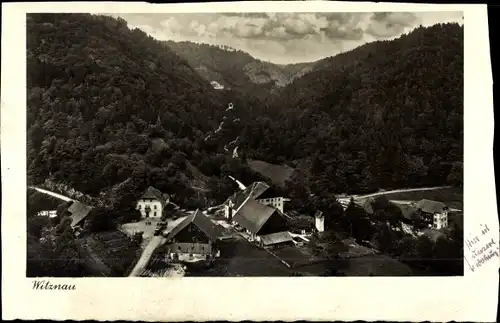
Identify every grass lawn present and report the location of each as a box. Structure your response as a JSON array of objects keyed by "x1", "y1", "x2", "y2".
[{"x1": 271, "y1": 245, "x2": 316, "y2": 268}]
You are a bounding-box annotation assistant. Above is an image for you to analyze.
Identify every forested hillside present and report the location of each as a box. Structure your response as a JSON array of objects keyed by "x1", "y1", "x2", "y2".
[
  {"x1": 165, "y1": 40, "x2": 314, "y2": 99},
  {"x1": 26, "y1": 13, "x2": 251, "y2": 208},
  {"x1": 240, "y1": 23, "x2": 463, "y2": 196},
  {"x1": 26, "y1": 14, "x2": 463, "y2": 211}
]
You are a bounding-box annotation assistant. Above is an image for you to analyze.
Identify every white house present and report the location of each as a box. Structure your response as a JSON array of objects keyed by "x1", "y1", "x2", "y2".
[
  {"x1": 36, "y1": 210, "x2": 57, "y2": 217},
  {"x1": 433, "y1": 212, "x2": 448, "y2": 229},
  {"x1": 136, "y1": 186, "x2": 170, "y2": 219},
  {"x1": 414, "y1": 199, "x2": 449, "y2": 229},
  {"x1": 256, "y1": 197, "x2": 291, "y2": 213}
]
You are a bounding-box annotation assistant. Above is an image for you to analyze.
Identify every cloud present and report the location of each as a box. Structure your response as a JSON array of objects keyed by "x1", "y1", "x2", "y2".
[
  {"x1": 160, "y1": 17, "x2": 184, "y2": 35},
  {"x1": 365, "y1": 12, "x2": 418, "y2": 38},
  {"x1": 115, "y1": 11, "x2": 463, "y2": 64}
]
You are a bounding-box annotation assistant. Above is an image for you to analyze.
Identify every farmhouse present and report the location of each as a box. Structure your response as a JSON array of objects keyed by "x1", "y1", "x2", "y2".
[
  {"x1": 232, "y1": 198, "x2": 288, "y2": 241},
  {"x1": 164, "y1": 209, "x2": 223, "y2": 262},
  {"x1": 136, "y1": 186, "x2": 170, "y2": 219},
  {"x1": 414, "y1": 199, "x2": 449, "y2": 229},
  {"x1": 223, "y1": 181, "x2": 291, "y2": 219}
]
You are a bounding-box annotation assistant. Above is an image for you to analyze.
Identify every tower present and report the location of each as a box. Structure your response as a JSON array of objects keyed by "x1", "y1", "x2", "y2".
[
  {"x1": 314, "y1": 210, "x2": 324, "y2": 233},
  {"x1": 225, "y1": 200, "x2": 234, "y2": 222}
]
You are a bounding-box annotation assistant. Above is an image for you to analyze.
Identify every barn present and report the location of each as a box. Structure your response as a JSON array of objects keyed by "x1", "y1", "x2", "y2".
[
  {"x1": 232, "y1": 198, "x2": 288, "y2": 241},
  {"x1": 164, "y1": 209, "x2": 223, "y2": 262}
]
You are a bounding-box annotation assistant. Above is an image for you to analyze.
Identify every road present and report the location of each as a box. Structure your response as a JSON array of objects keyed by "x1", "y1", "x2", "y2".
[
  {"x1": 338, "y1": 186, "x2": 452, "y2": 203},
  {"x1": 29, "y1": 186, "x2": 74, "y2": 202},
  {"x1": 129, "y1": 235, "x2": 165, "y2": 277},
  {"x1": 127, "y1": 216, "x2": 187, "y2": 277}
]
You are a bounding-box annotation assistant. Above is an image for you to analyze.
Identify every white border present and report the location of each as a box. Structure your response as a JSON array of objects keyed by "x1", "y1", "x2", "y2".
[{"x1": 1, "y1": 2, "x2": 498, "y2": 321}]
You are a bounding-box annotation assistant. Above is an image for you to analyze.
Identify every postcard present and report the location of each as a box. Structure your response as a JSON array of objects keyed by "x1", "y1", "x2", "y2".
[{"x1": 1, "y1": 1, "x2": 498, "y2": 322}]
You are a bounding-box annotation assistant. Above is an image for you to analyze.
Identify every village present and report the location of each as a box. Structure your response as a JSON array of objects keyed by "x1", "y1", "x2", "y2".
[{"x1": 31, "y1": 173, "x2": 463, "y2": 277}]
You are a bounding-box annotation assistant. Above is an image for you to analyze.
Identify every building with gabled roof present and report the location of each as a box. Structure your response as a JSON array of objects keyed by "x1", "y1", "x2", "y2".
[
  {"x1": 232, "y1": 198, "x2": 288, "y2": 241},
  {"x1": 259, "y1": 231, "x2": 294, "y2": 248},
  {"x1": 136, "y1": 186, "x2": 170, "y2": 219},
  {"x1": 68, "y1": 201, "x2": 93, "y2": 229},
  {"x1": 414, "y1": 199, "x2": 447, "y2": 214},
  {"x1": 414, "y1": 199, "x2": 449, "y2": 229},
  {"x1": 164, "y1": 209, "x2": 223, "y2": 262},
  {"x1": 223, "y1": 180, "x2": 291, "y2": 220}
]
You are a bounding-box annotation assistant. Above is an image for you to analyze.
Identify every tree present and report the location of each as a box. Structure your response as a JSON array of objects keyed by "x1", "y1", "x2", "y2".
[
  {"x1": 85, "y1": 207, "x2": 115, "y2": 232},
  {"x1": 447, "y1": 161, "x2": 463, "y2": 188},
  {"x1": 343, "y1": 198, "x2": 372, "y2": 241},
  {"x1": 27, "y1": 216, "x2": 50, "y2": 239}
]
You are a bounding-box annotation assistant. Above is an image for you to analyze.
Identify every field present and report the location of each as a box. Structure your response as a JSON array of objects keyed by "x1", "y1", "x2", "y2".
[
  {"x1": 185, "y1": 236, "x2": 293, "y2": 276},
  {"x1": 78, "y1": 230, "x2": 142, "y2": 276},
  {"x1": 184, "y1": 231, "x2": 414, "y2": 277},
  {"x1": 247, "y1": 159, "x2": 295, "y2": 187},
  {"x1": 337, "y1": 254, "x2": 413, "y2": 276}
]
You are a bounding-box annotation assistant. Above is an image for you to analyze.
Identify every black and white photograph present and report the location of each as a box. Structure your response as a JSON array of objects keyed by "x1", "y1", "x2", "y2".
[{"x1": 24, "y1": 10, "x2": 467, "y2": 278}]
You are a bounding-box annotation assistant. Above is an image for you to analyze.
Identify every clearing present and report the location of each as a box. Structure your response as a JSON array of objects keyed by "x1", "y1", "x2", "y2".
[{"x1": 247, "y1": 159, "x2": 295, "y2": 188}]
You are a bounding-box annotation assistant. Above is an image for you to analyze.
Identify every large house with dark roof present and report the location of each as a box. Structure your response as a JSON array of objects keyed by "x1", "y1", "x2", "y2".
[
  {"x1": 136, "y1": 186, "x2": 170, "y2": 219},
  {"x1": 223, "y1": 181, "x2": 290, "y2": 220},
  {"x1": 232, "y1": 197, "x2": 288, "y2": 241},
  {"x1": 164, "y1": 209, "x2": 223, "y2": 262}
]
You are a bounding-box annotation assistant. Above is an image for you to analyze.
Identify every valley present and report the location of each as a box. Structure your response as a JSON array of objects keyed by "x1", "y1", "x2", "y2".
[{"x1": 26, "y1": 13, "x2": 464, "y2": 278}]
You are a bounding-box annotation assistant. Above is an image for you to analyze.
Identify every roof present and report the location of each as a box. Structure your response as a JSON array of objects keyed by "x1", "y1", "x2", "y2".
[
  {"x1": 140, "y1": 186, "x2": 169, "y2": 207},
  {"x1": 414, "y1": 199, "x2": 447, "y2": 214},
  {"x1": 232, "y1": 198, "x2": 278, "y2": 234},
  {"x1": 260, "y1": 231, "x2": 294, "y2": 246},
  {"x1": 164, "y1": 209, "x2": 222, "y2": 242},
  {"x1": 224, "y1": 181, "x2": 270, "y2": 210},
  {"x1": 314, "y1": 210, "x2": 323, "y2": 218},
  {"x1": 360, "y1": 198, "x2": 375, "y2": 215},
  {"x1": 392, "y1": 203, "x2": 416, "y2": 220},
  {"x1": 249, "y1": 182, "x2": 271, "y2": 199},
  {"x1": 68, "y1": 201, "x2": 93, "y2": 228}
]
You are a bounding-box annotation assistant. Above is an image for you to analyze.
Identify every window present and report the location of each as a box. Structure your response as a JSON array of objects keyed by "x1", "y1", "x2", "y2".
[{"x1": 154, "y1": 211, "x2": 157, "y2": 217}]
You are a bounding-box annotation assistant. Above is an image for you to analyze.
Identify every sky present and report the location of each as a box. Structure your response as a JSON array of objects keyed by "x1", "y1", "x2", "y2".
[{"x1": 113, "y1": 11, "x2": 463, "y2": 64}]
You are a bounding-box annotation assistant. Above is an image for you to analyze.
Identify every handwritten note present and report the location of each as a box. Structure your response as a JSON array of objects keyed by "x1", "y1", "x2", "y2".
[{"x1": 464, "y1": 224, "x2": 499, "y2": 272}]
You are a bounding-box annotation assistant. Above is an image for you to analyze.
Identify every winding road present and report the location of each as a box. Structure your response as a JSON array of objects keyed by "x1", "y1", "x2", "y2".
[{"x1": 338, "y1": 186, "x2": 452, "y2": 203}]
